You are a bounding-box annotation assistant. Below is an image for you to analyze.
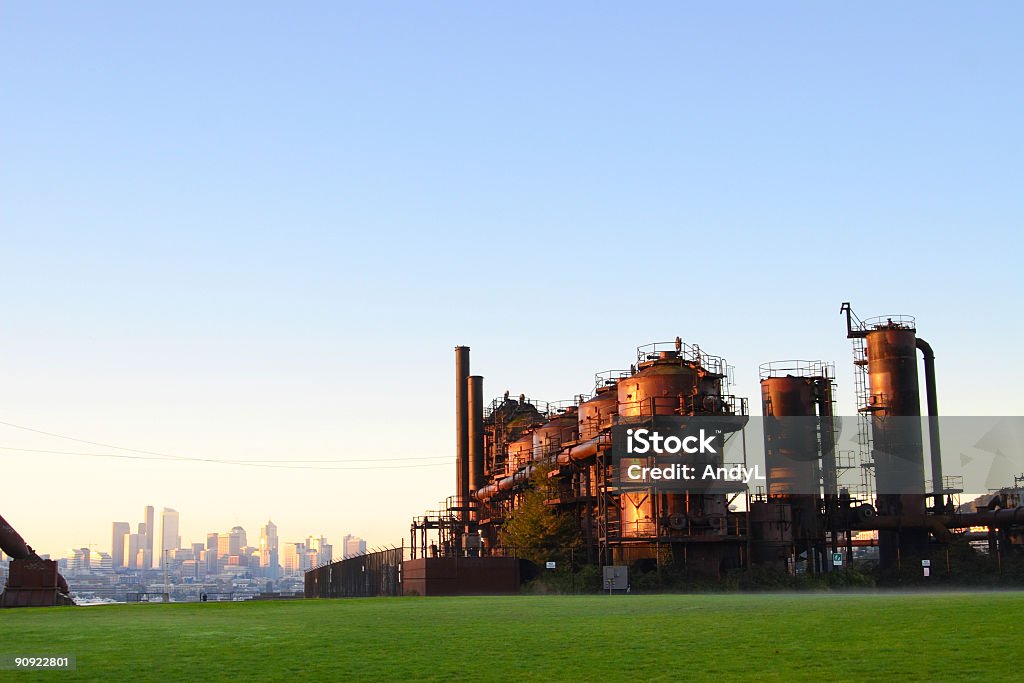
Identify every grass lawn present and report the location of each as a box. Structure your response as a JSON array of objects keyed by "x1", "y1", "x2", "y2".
[{"x1": 0, "y1": 592, "x2": 1020, "y2": 681}]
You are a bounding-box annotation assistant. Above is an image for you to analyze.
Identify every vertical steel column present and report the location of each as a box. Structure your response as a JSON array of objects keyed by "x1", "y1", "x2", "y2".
[
  {"x1": 455, "y1": 346, "x2": 470, "y2": 523},
  {"x1": 468, "y1": 374, "x2": 485, "y2": 519}
]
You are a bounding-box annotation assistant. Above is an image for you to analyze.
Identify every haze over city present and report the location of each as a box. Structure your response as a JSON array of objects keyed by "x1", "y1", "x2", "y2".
[{"x1": 2, "y1": 3, "x2": 1021, "y2": 559}]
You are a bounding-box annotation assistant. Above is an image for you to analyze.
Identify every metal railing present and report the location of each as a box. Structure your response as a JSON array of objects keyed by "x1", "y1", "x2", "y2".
[
  {"x1": 861, "y1": 314, "x2": 916, "y2": 331},
  {"x1": 759, "y1": 360, "x2": 835, "y2": 381}
]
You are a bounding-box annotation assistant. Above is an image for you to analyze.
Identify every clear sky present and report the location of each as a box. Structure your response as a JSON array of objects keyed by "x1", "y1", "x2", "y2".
[{"x1": 1, "y1": 2, "x2": 1021, "y2": 559}]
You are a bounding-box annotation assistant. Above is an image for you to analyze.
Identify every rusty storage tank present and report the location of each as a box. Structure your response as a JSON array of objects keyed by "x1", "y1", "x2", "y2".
[
  {"x1": 759, "y1": 363, "x2": 823, "y2": 498},
  {"x1": 578, "y1": 384, "x2": 619, "y2": 441},
  {"x1": 862, "y1": 319, "x2": 926, "y2": 511},
  {"x1": 486, "y1": 395, "x2": 546, "y2": 475},
  {"x1": 617, "y1": 350, "x2": 701, "y2": 418},
  {"x1": 533, "y1": 407, "x2": 579, "y2": 460},
  {"x1": 846, "y1": 312, "x2": 928, "y2": 565},
  {"x1": 507, "y1": 433, "x2": 536, "y2": 470},
  {"x1": 498, "y1": 397, "x2": 546, "y2": 441},
  {"x1": 748, "y1": 501, "x2": 794, "y2": 570},
  {"x1": 759, "y1": 361, "x2": 834, "y2": 546},
  {"x1": 614, "y1": 342, "x2": 733, "y2": 544}
]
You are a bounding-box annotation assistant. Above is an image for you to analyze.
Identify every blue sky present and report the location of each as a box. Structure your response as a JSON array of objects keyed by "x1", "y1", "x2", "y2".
[{"x1": 1, "y1": 3, "x2": 1021, "y2": 556}]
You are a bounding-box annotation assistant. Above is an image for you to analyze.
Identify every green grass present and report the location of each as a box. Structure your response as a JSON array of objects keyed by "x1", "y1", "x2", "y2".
[{"x1": 1, "y1": 592, "x2": 1020, "y2": 681}]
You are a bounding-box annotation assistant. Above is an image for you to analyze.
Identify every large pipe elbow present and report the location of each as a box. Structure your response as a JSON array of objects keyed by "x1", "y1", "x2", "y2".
[{"x1": 915, "y1": 337, "x2": 934, "y2": 360}]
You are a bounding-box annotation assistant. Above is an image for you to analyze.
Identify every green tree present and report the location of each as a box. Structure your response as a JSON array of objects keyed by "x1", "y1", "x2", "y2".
[{"x1": 499, "y1": 463, "x2": 580, "y2": 565}]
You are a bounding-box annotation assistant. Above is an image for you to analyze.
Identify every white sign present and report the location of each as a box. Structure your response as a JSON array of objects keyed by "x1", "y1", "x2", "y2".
[
  {"x1": 546, "y1": 561, "x2": 556, "y2": 569},
  {"x1": 921, "y1": 559, "x2": 931, "y2": 567}
]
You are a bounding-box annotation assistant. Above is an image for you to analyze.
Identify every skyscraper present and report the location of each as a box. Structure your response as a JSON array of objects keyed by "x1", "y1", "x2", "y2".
[
  {"x1": 217, "y1": 526, "x2": 246, "y2": 563},
  {"x1": 206, "y1": 532, "x2": 220, "y2": 574},
  {"x1": 282, "y1": 542, "x2": 307, "y2": 575},
  {"x1": 128, "y1": 533, "x2": 140, "y2": 569},
  {"x1": 259, "y1": 521, "x2": 279, "y2": 580},
  {"x1": 307, "y1": 536, "x2": 332, "y2": 566},
  {"x1": 160, "y1": 508, "x2": 180, "y2": 558},
  {"x1": 230, "y1": 526, "x2": 246, "y2": 555},
  {"x1": 111, "y1": 522, "x2": 130, "y2": 569},
  {"x1": 143, "y1": 505, "x2": 154, "y2": 569},
  {"x1": 343, "y1": 534, "x2": 367, "y2": 558},
  {"x1": 136, "y1": 521, "x2": 151, "y2": 570}
]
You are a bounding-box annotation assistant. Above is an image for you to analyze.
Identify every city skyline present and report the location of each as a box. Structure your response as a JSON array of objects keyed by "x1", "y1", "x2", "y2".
[{"x1": 28, "y1": 501, "x2": 366, "y2": 574}]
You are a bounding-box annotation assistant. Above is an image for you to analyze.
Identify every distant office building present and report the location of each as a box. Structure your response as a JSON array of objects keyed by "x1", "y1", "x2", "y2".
[
  {"x1": 231, "y1": 526, "x2": 247, "y2": 550},
  {"x1": 344, "y1": 534, "x2": 367, "y2": 557},
  {"x1": 259, "y1": 521, "x2": 279, "y2": 580},
  {"x1": 160, "y1": 508, "x2": 181, "y2": 558},
  {"x1": 283, "y1": 542, "x2": 308, "y2": 575},
  {"x1": 206, "y1": 533, "x2": 220, "y2": 573},
  {"x1": 218, "y1": 526, "x2": 246, "y2": 559},
  {"x1": 90, "y1": 551, "x2": 113, "y2": 573},
  {"x1": 135, "y1": 520, "x2": 152, "y2": 570},
  {"x1": 143, "y1": 506, "x2": 154, "y2": 568},
  {"x1": 112, "y1": 522, "x2": 130, "y2": 568},
  {"x1": 67, "y1": 548, "x2": 90, "y2": 572},
  {"x1": 127, "y1": 533, "x2": 140, "y2": 569},
  {"x1": 307, "y1": 536, "x2": 332, "y2": 566}
]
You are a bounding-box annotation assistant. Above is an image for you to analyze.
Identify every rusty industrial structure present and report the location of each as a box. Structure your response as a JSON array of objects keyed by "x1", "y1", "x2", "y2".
[
  {"x1": 0, "y1": 513, "x2": 74, "y2": 607},
  {"x1": 753, "y1": 360, "x2": 839, "y2": 572},
  {"x1": 397, "y1": 303, "x2": 1023, "y2": 593},
  {"x1": 463, "y1": 338, "x2": 751, "y2": 573}
]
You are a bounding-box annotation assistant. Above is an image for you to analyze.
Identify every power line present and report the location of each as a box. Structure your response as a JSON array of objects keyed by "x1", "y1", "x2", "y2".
[
  {"x1": 0, "y1": 445, "x2": 447, "y2": 471},
  {"x1": 0, "y1": 421, "x2": 450, "y2": 471}
]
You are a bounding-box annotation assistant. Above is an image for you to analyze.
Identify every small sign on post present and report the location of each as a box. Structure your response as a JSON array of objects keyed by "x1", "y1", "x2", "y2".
[
  {"x1": 922, "y1": 559, "x2": 931, "y2": 577},
  {"x1": 602, "y1": 565, "x2": 629, "y2": 593},
  {"x1": 545, "y1": 561, "x2": 556, "y2": 570},
  {"x1": 832, "y1": 552, "x2": 844, "y2": 567}
]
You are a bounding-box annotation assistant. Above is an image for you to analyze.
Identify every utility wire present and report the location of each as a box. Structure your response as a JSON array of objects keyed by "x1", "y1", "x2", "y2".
[{"x1": 0, "y1": 420, "x2": 449, "y2": 471}]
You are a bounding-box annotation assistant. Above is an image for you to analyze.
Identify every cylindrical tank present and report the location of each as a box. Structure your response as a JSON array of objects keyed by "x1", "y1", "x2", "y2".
[
  {"x1": 501, "y1": 400, "x2": 545, "y2": 442},
  {"x1": 617, "y1": 352, "x2": 700, "y2": 417},
  {"x1": 866, "y1": 326, "x2": 922, "y2": 416},
  {"x1": 533, "y1": 409, "x2": 579, "y2": 460},
  {"x1": 864, "y1": 323, "x2": 925, "y2": 514},
  {"x1": 578, "y1": 387, "x2": 618, "y2": 440},
  {"x1": 748, "y1": 501, "x2": 794, "y2": 569},
  {"x1": 760, "y1": 375, "x2": 820, "y2": 497},
  {"x1": 485, "y1": 396, "x2": 546, "y2": 477},
  {"x1": 856, "y1": 316, "x2": 928, "y2": 567},
  {"x1": 507, "y1": 434, "x2": 536, "y2": 469}
]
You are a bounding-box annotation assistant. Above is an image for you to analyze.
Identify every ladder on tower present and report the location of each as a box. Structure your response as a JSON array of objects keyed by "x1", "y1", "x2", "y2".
[{"x1": 851, "y1": 336, "x2": 876, "y2": 501}]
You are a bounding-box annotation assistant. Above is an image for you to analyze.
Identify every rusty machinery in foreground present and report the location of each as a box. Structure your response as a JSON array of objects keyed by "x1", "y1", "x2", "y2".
[
  {"x1": 410, "y1": 303, "x2": 1023, "y2": 579},
  {"x1": 0, "y1": 513, "x2": 74, "y2": 607}
]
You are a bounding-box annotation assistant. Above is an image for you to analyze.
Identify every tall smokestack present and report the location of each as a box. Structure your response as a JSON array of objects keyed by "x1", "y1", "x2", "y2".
[
  {"x1": 455, "y1": 346, "x2": 470, "y2": 521},
  {"x1": 468, "y1": 375, "x2": 485, "y2": 512},
  {"x1": 916, "y1": 338, "x2": 944, "y2": 512}
]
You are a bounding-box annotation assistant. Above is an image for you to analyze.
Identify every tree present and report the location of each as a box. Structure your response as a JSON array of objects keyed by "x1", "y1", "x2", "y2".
[{"x1": 499, "y1": 463, "x2": 580, "y2": 565}]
